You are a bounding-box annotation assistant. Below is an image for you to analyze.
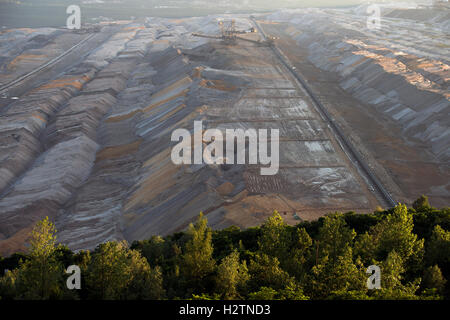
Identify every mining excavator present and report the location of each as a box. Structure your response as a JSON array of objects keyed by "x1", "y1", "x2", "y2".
[{"x1": 192, "y1": 19, "x2": 276, "y2": 46}]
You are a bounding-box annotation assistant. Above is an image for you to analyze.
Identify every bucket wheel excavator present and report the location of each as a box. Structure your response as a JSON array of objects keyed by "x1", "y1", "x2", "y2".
[{"x1": 192, "y1": 19, "x2": 277, "y2": 47}]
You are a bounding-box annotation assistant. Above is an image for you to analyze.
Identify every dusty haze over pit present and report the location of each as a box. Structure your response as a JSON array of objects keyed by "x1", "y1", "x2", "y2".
[{"x1": 0, "y1": 0, "x2": 429, "y2": 28}]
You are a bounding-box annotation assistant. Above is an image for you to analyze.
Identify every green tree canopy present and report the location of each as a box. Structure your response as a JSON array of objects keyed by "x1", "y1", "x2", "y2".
[
  {"x1": 180, "y1": 213, "x2": 216, "y2": 294},
  {"x1": 215, "y1": 250, "x2": 249, "y2": 299},
  {"x1": 15, "y1": 217, "x2": 65, "y2": 299},
  {"x1": 413, "y1": 195, "x2": 431, "y2": 211},
  {"x1": 86, "y1": 241, "x2": 164, "y2": 300}
]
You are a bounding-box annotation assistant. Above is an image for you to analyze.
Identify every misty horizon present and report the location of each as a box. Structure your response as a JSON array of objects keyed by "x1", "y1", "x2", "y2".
[{"x1": 0, "y1": 0, "x2": 432, "y2": 28}]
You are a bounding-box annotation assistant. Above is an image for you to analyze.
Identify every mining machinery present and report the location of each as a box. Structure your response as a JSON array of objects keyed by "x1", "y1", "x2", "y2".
[{"x1": 192, "y1": 19, "x2": 275, "y2": 46}]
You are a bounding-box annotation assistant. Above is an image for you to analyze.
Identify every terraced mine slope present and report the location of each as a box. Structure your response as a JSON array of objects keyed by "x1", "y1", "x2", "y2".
[
  {"x1": 0, "y1": 6, "x2": 448, "y2": 255},
  {"x1": 259, "y1": 4, "x2": 449, "y2": 208}
]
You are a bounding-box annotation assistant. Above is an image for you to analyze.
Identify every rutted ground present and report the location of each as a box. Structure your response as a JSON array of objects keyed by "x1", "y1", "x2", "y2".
[
  {"x1": 259, "y1": 3, "x2": 449, "y2": 207},
  {"x1": 0, "y1": 6, "x2": 447, "y2": 255},
  {"x1": 53, "y1": 17, "x2": 374, "y2": 252}
]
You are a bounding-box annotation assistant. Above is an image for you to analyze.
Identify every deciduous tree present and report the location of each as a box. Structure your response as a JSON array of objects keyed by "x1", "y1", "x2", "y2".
[
  {"x1": 15, "y1": 217, "x2": 64, "y2": 299},
  {"x1": 215, "y1": 250, "x2": 249, "y2": 299}
]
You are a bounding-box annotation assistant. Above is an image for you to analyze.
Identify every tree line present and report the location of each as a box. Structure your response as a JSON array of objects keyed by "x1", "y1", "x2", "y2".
[{"x1": 0, "y1": 195, "x2": 449, "y2": 300}]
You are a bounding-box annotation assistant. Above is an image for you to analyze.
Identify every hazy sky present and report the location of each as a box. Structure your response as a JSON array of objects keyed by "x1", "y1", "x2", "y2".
[{"x1": 0, "y1": 0, "x2": 426, "y2": 28}]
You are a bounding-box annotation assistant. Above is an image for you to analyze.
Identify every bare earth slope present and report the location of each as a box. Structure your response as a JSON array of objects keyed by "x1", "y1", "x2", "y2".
[
  {"x1": 0, "y1": 7, "x2": 448, "y2": 255},
  {"x1": 261, "y1": 4, "x2": 449, "y2": 208}
]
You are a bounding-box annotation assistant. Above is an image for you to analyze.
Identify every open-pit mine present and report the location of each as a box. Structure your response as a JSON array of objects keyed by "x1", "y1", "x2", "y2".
[{"x1": 0, "y1": 4, "x2": 448, "y2": 255}]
